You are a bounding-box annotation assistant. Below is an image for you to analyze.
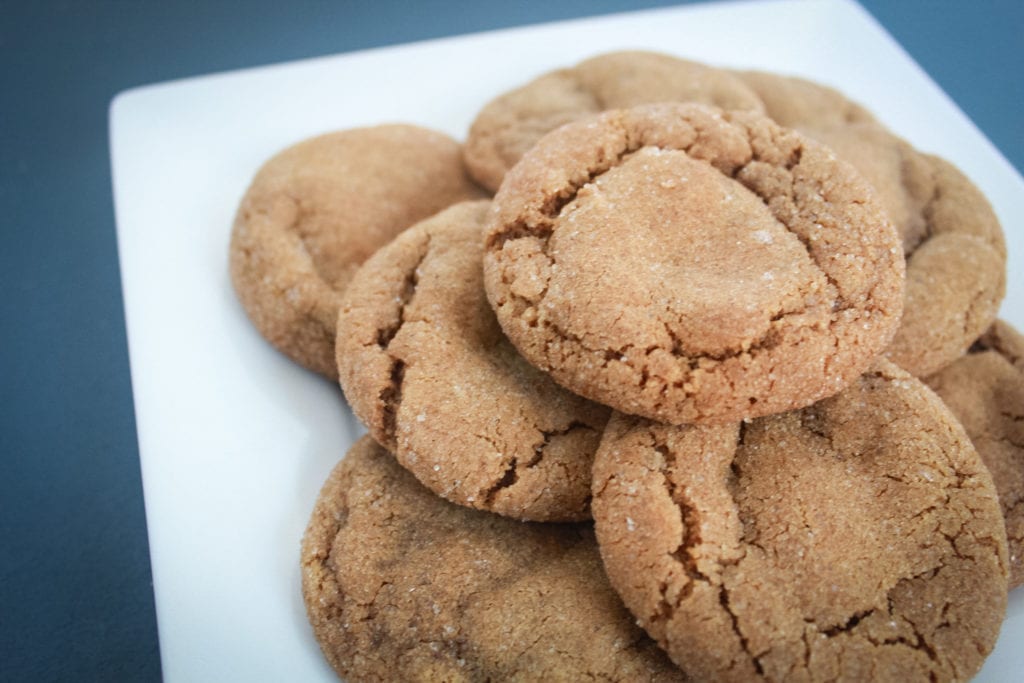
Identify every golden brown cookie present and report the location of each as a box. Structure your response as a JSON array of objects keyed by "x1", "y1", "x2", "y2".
[
  {"x1": 592, "y1": 360, "x2": 1009, "y2": 682},
  {"x1": 301, "y1": 436, "x2": 686, "y2": 682},
  {"x1": 736, "y1": 71, "x2": 1008, "y2": 377},
  {"x1": 483, "y1": 103, "x2": 904, "y2": 425},
  {"x1": 230, "y1": 125, "x2": 484, "y2": 379},
  {"x1": 465, "y1": 50, "x2": 765, "y2": 192},
  {"x1": 336, "y1": 200, "x2": 609, "y2": 521},
  {"x1": 927, "y1": 320, "x2": 1024, "y2": 588}
]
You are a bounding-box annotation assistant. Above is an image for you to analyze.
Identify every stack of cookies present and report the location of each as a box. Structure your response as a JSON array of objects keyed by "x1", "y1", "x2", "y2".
[{"x1": 229, "y1": 51, "x2": 1020, "y2": 682}]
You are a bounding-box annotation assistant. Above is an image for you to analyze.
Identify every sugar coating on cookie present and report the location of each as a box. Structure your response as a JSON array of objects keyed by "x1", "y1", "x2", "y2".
[
  {"x1": 484, "y1": 103, "x2": 905, "y2": 425},
  {"x1": 737, "y1": 70, "x2": 1008, "y2": 377},
  {"x1": 465, "y1": 50, "x2": 765, "y2": 192},
  {"x1": 592, "y1": 360, "x2": 1008, "y2": 682},
  {"x1": 927, "y1": 320, "x2": 1024, "y2": 588},
  {"x1": 230, "y1": 125, "x2": 484, "y2": 379},
  {"x1": 301, "y1": 436, "x2": 686, "y2": 682},
  {"x1": 336, "y1": 200, "x2": 609, "y2": 521}
]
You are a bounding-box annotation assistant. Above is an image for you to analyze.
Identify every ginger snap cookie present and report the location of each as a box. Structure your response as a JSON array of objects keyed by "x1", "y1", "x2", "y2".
[
  {"x1": 230, "y1": 124, "x2": 484, "y2": 379},
  {"x1": 483, "y1": 103, "x2": 904, "y2": 425},
  {"x1": 302, "y1": 435, "x2": 686, "y2": 682},
  {"x1": 927, "y1": 320, "x2": 1024, "y2": 588},
  {"x1": 736, "y1": 70, "x2": 1008, "y2": 376},
  {"x1": 592, "y1": 360, "x2": 1009, "y2": 682},
  {"x1": 336, "y1": 200, "x2": 609, "y2": 521},
  {"x1": 464, "y1": 50, "x2": 764, "y2": 192}
]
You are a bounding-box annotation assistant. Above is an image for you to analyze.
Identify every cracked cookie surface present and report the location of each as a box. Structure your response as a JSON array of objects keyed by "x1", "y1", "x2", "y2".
[
  {"x1": 464, "y1": 50, "x2": 764, "y2": 192},
  {"x1": 927, "y1": 320, "x2": 1024, "y2": 588},
  {"x1": 336, "y1": 200, "x2": 609, "y2": 521},
  {"x1": 302, "y1": 436, "x2": 686, "y2": 682},
  {"x1": 737, "y1": 70, "x2": 1007, "y2": 377},
  {"x1": 591, "y1": 359, "x2": 1008, "y2": 682},
  {"x1": 230, "y1": 125, "x2": 484, "y2": 379},
  {"x1": 483, "y1": 103, "x2": 904, "y2": 425}
]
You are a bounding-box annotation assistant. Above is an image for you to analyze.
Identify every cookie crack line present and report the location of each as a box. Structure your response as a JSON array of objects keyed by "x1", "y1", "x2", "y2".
[
  {"x1": 957, "y1": 280, "x2": 997, "y2": 342},
  {"x1": 306, "y1": 478, "x2": 352, "y2": 582},
  {"x1": 823, "y1": 596, "x2": 942, "y2": 674},
  {"x1": 378, "y1": 360, "x2": 406, "y2": 447},
  {"x1": 376, "y1": 234, "x2": 432, "y2": 349},
  {"x1": 720, "y1": 582, "x2": 765, "y2": 676},
  {"x1": 486, "y1": 143, "x2": 643, "y2": 253},
  {"x1": 885, "y1": 594, "x2": 942, "y2": 668},
  {"x1": 530, "y1": 420, "x2": 598, "y2": 467},
  {"x1": 819, "y1": 608, "x2": 875, "y2": 638},
  {"x1": 969, "y1": 331, "x2": 1024, "y2": 372},
  {"x1": 904, "y1": 162, "x2": 943, "y2": 261},
  {"x1": 699, "y1": 426, "x2": 766, "y2": 676},
  {"x1": 281, "y1": 190, "x2": 331, "y2": 283},
  {"x1": 997, "y1": 411, "x2": 1024, "y2": 435},
  {"x1": 481, "y1": 420, "x2": 598, "y2": 506},
  {"x1": 374, "y1": 235, "x2": 432, "y2": 447},
  {"x1": 905, "y1": 150, "x2": 942, "y2": 260},
  {"x1": 655, "y1": 443, "x2": 711, "y2": 587},
  {"x1": 733, "y1": 142, "x2": 852, "y2": 315},
  {"x1": 652, "y1": 435, "x2": 768, "y2": 676}
]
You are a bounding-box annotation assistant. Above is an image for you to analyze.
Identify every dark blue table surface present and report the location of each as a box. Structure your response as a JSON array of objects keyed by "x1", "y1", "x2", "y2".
[{"x1": 1, "y1": 1, "x2": 1021, "y2": 679}]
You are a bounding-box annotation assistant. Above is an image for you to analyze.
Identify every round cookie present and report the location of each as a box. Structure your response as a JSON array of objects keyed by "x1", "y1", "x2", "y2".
[
  {"x1": 926, "y1": 320, "x2": 1024, "y2": 588},
  {"x1": 302, "y1": 435, "x2": 686, "y2": 682},
  {"x1": 592, "y1": 360, "x2": 1009, "y2": 682},
  {"x1": 336, "y1": 200, "x2": 609, "y2": 521},
  {"x1": 483, "y1": 103, "x2": 904, "y2": 425},
  {"x1": 230, "y1": 124, "x2": 485, "y2": 379},
  {"x1": 736, "y1": 71, "x2": 1008, "y2": 377},
  {"x1": 465, "y1": 50, "x2": 765, "y2": 192}
]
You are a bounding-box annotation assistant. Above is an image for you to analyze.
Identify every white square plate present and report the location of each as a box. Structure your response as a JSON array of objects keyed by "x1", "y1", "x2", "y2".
[{"x1": 111, "y1": 0, "x2": 1023, "y2": 679}]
